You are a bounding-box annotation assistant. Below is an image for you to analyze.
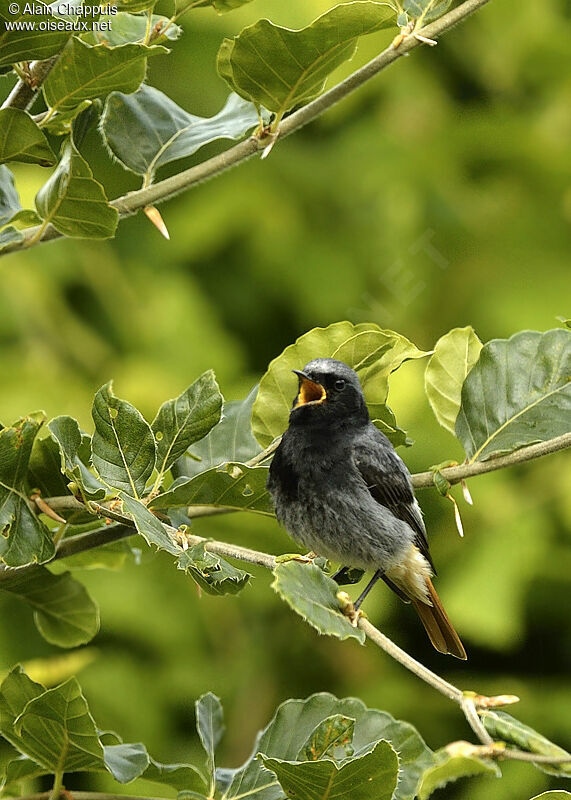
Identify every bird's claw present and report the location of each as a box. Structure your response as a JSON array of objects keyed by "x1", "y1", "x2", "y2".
[{"x1": 337, "y1": 591, "x2": 366, "y2": 626}]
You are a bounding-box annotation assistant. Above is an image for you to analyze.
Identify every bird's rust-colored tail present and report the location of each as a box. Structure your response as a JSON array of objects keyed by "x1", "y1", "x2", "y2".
[{"x1": 411, "y1": 577, "x2": 467, "y2": 660}]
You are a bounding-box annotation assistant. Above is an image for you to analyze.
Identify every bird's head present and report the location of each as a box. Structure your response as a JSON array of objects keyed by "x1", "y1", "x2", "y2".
[{"x1": 290, "y1": 358, "x2": 369, "y2": 428}]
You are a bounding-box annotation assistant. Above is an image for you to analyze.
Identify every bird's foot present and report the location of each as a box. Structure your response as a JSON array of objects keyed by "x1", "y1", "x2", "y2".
[{"x1": 337, "y1": 591, "x2": 367, "y2": 627}]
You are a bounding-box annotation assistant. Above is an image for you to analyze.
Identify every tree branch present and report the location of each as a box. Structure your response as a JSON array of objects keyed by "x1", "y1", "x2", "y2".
[
  {"x1": 0, "y1": 0, "x2": 492, "y2": 255},
  {"x1": 1, "y1": 56, "x2": 60, "y2": 112}
]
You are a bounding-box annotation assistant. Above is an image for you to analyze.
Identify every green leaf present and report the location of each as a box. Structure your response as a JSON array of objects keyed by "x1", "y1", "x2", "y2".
[
  {"x1": 0, "y1": 109, "x2": 55, "y2": 167},
  {"x1": 178, "y1": 543, "x2": 251, "y2": 596},
  {"x1": 151, "y1": 463, "x2": 272, "y2": 515},
  {"x1": 425, "y1": 326, "x2": 483, "y2": 435},
  {"x1": 455, "y1": 329, "x2": 571, "y2": 462},
  {"x1": 0, "y1": 225, "x2": 23, "y2": 251},
  {"x1": 120, "y1": 492, "x2": 180, "y2": 555},
  {"x1": 272, "y1": 562, "x2": 365, "y2": 644},
  {"x1": 298, "y1": 715, "x2": 355, "y2": 761},
  {"x1": 48, "y1": 416, "x2": 108, "y2": 501},
  {"x1": 262, "y1": 739, "x2": 398, "y2": 800},
  {"x1": 151, "y1": 370, "x2": 223, "y2": 478},
  {"x1": 418, "y1": 749, "x2": 501, "y2": 799},
  {"x1": 222, "y1": 692, "x2": 434, "y2": 800},
  {"x1": 0, "y1": 413, "x2": 55, "y2": 567},
  {"x1": 0, "y1": 165, "x2": 20, "y2": 224},
  {"x1": 252, "y1": 321, "x2": 426, "y2": 448},
  {"x1": 217, "y1": 2, "x2": 396, "y2": 117},
  {"x1": 196, "y1": 692, "x2": 224, "y2": 785},
  {"x1": 91, "y1": 381, "x2": 156, "y2": 497},
  {"x1": 101, "y1": 87, "x2": 261, "y2": 180},
  {"x1": 404, "y1": 0, "x2": 451, "y2": 23},
  {"x1": 35, "y1": 139, "x2": 119, "y2": 239},
  {"x1": 0, "y1": 668, "x2": 44, "y2": 754},
  {"x1": 142, "y1": 758, "x2": 208, "y2": 793},
  {"x1": 529, "y1": 793, "x2": 571, "y2": 799},
  {"x1": 43, "y1": 38, "x2": 166, "y2": 113},
  {"x1": 0, "y1": 566, "x2": 99, "y2": 647},
  {"x1": 481, "y1": 711, "x2": 571, "y2": 778},
  {"x1": 175, "y1": 387, "x2": 261, "y2": 479},
  {"x1": 83, "y1": 12, "x2": 181, "y2": 46},
  {"x1": 0, "y1": 0, "x2": 70, "y2": 67},
  {"x1": 40, "y1": 99, "x2": 94, "y2": 136},
  {"x1": 103, "y1": 742, "x2": 149, "y2": 783},
  {"x1": 13, "y1": 677, "x2": 103, "y2": 771}
]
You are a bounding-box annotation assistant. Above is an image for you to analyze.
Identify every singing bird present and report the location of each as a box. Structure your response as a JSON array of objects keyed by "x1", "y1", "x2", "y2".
[{"x1": 267, "y1": 358, "x2": 466, "y2": 659}]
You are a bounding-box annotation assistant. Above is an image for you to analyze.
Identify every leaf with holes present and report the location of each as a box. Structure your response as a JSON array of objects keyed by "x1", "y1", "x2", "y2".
[
  {"x1": 217, "y1": 2, "x2": 396, "y2": 117},
  {"x1": 455, "y1": 329, "x2": 571, "y2": 462},
  {"x1": 425, "y1": 326, "x2": 482, "y2": 435},
  {"x1": 272, "y1": 562, "x2": 365, "y2": 644},
  {"x1": 43, "y1": 38, "x2": 166, "y2": 113},
  {"x1": 298, "y1": 715, "x2": 355, "y2": 761},
  {"x1": 0, "y1": 110, "x2": 55, "y2": 167},
  {"x1": 262, "y1": 738, "x2": 398, "y2": 800},
  {"x1": 220, "y1": 692, "x2": 434, "y2": 800},
  {"x1": 178, "y1": 543, "x2": 251, "y2": 596},
  {"x1": 0, "y1": 413, "x2": 55, "y2": 567},
  {"x1": 91, "y1": 381, "x2": 156, "y2": 497},
  {"x1": 35, "y1": 139, "x2": 118, "y2": 239},
  {"x1": 152, "y1": 371, "x2": 223, "y2": 478},
  {"x1": 252, "y1": 321, "x2": 427, "y2": 448},
  {"x1": 151, "y1": 463, "x2": 272, "y2": 514},
  {"x1": 0, "y1": 566, "x2": 99, "y2": 647},
  {"x1": 101, "y1": 87, "x2": 262, "y2": 180}
]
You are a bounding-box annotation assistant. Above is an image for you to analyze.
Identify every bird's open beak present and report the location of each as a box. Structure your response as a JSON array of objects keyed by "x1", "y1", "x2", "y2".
[{"x1": 292, "y1": 370, "x2": 327, "y2": 407}]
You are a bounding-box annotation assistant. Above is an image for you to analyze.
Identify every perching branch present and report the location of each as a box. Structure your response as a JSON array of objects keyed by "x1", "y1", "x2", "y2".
[
  {"x1": 0, "y1": 0, "x2": 492, "y2": 255},
  {"x1": 0, "y1": 56, "x2": 60, "y2": 111}
]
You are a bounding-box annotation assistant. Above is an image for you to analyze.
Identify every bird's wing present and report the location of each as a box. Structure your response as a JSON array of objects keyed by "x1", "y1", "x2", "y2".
[{"x1": 353, "y1": 427, "x2": 435, "y2": 571}]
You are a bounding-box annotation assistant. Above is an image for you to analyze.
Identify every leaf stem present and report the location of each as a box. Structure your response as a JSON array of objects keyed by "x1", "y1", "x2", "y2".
[
  {"x1": 0, "y1": 0, "x2": 493, "y2": 255},
  {"x1": 48, "y1": 770, "x2": 64, "y2": 800}
]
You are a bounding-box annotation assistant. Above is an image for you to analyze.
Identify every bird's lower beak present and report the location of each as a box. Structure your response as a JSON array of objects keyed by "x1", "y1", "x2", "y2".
[{"x1": 293, "y1": 371, "x2": 327, "y2": 407}]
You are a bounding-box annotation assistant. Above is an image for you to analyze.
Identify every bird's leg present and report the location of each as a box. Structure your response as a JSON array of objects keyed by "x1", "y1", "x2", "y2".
[{"x1": 353, "y1": 569, "x2": 384, "y2": 611}]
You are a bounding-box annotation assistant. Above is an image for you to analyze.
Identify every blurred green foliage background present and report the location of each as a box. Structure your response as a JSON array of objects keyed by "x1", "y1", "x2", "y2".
[{"x1": 0, "y1": 1, "x2": 570, "y2": 798}]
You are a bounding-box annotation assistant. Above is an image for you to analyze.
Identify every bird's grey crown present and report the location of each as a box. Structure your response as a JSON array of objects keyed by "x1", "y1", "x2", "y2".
[{"x1": 301, "y1": 358, "x2": 362, "y2": 389}]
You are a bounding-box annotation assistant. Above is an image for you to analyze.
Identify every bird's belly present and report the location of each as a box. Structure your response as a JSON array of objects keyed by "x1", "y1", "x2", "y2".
[{"x1": 276, "y1": 486, "x2": 413, "y2": 572}]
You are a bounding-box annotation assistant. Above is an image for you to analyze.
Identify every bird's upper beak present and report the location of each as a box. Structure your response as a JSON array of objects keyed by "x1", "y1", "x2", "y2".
[{"x1": 292, "y1": 370, "x2": 327, "y2": 407}]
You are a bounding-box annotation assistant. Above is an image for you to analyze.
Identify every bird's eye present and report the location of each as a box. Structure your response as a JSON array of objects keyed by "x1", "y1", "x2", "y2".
[{"x1": 334, "y1": 379, "x2": 346, "y2": 391}]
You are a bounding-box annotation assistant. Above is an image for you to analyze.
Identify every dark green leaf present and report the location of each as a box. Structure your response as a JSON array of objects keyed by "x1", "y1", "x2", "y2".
[
  {"x1": 151, "y1": 463, "x2": 272, "y2": 514},
  {"x1": 425, "y1": 326, "x2": 482, "y2": 435},
  {"x1": 196, "y1": 692, "x2": 224, "y2": 784},
  {"x1": 252, "y1": 321, "x2": 426, "y2": 448},
  {"x1": 43, "y1": 38, "x2": 166, "y2": 113},
  {"x1": 152, "y1": 370, "x2": 223, "y2": 478},
  {"x1": 222, "y1": 692, "x2": 434, "y2": 800},
  {"x1": 176, "y1": 387, "x2": 261, "y2": 479},
  {"x1": 298, "y1": 715, "x2": 355, "y2": 761},
  {"x1": 0, "y1": 566, "x2": 99, "y2": 647},
  {"x1": 262, "y1": 739, "x2": 398, "y2": 800},
  {"x1": 0, "y1": 225, "x2": 23, "y2": 251},
  {"x1": 456, "y1": 329, "x2": 571, "y2": 462},
  {"x1": 178, "y1": 543, "x2": 251, "y2": 595},
  {"x1": 91, "y1": 381, "x2": 156, "y2": 497},
  {"x1": 418, "y1": 748, "x2": 501, "y2": 799},
  {"x1": 35, "y1": 139, "x2": 119, "y2": 239},
  {"x1": 28, "y1": 433, "x2": 71, "y2": 499},
  {"x1": 84, "y1": 12, "x2": 181, "y2": 46},
  {"x1": 120, "y1": 492, "x2": 180, "y2": 555},
  {"x1": 481, "y1": 711, "x2": 571, "y2": 778},
  {"x1": 101, "y1": 87, "x2": 261, "y2": 179},
  {"x1": 48, "y1": 416, "x2": 108, "y2": 501},
  {"x1": 0, "y1": 413, "x2": 55, "y2": 567},
  {"x1": 0, "y1": 0, "x2": 70, "y2": 67},
  {"x1": 272, "y1": 562, "x2": 365, "y2": 644},
  {"x1": 217, "y1": 2, "x2": 396, "y2": 116},
  {"x1": 0, "y1": 109, "x2": 55, "y2": 166},
  {"x1": 0, "y1": 667, "x2": 44, "y2": 756}
]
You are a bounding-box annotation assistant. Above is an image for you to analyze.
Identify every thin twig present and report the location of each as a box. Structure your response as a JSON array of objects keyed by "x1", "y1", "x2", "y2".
[{"x1": 0, "y1": 0, "x2": 492, "y2": 255}]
